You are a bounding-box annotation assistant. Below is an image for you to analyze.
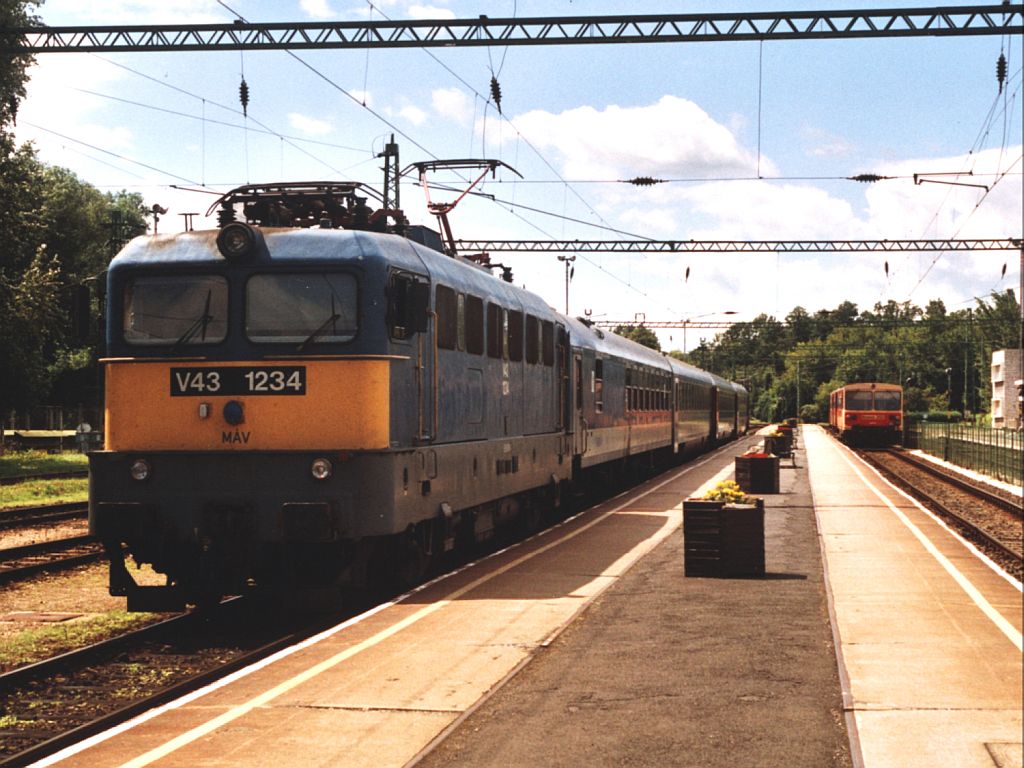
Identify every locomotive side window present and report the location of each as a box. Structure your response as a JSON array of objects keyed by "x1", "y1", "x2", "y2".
[
  {"x1": 525, "y1": 315, "x2": 539, "y2": 364},
  {"x1": 124, "y1": 275, "x2": 229, "y2": 346},
  {"x1": 508, "y1": 310, "x2": 524, "y2": 362},
  {"x1": 486, "y1": 303, "x2": 501, "y2": 358},
  {"x1": 541, "y1": 320, "x2": 554, "y2": 366},
  {"x1": 465, "y1": 295, "x2": 484, "y2": 355},
  {"x1": 386, "y1": 271, "x2": 430, "y2": 340},
  {"x1": 435, "y1": 285, "x2": 457, "y2": 350},
  {"x1": 247, "y1": 273, "x2": 357, "y2": 344},
  {"x1": 595, "y1": 358, "x2": 604, "y2": 413}
]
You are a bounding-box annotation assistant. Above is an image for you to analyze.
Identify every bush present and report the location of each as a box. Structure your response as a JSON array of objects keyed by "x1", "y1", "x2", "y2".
[{"x1": 905, "y1": 411, "x2": 963, "y2": 423}]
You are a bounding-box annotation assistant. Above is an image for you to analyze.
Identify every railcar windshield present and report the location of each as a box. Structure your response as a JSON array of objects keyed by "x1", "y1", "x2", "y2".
[
  {"x1": 846, "y1": 390, "x2": 874, "y2": 411},
  {"x1": 123, "y1": 275, "x2": 229, "y2": 346},
  {"x1": 874, "y1": 390, "x2": 902, "y2": 411},
  {"x1": 246, "y1": 273, "x2": 358, "y2": 344}
]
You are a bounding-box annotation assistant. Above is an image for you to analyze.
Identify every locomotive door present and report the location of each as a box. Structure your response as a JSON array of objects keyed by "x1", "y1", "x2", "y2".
[
  {"x1": 573, "y1": 353, "x2": 587, "y2": 457},
  {"x1": 709, "y1": 386, "x2": 719, "y2": 445}
]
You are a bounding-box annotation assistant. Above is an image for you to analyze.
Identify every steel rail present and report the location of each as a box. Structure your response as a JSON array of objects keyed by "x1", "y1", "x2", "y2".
[
  {"x1": 0, "y1": 604, "x2": 337, "y2": 768},
  {"x1": 885, "y1": 448, "x2": 1023, "y2": 518},
  {"x1": 858, "y1": 450, "x2": 1022, "y2": 565},
  {"x1": 0, "y1": 470, "x2": 88, "y2": 486},
  {"x1": 0, "y1": 500, "x2": 88, "y2": 531},
  {"x1": 0, "y1": 535, "x2": 102, "y2": 584},
  {"x1": 3, "y1": 6, "x2": 1021, "y2": 53}
]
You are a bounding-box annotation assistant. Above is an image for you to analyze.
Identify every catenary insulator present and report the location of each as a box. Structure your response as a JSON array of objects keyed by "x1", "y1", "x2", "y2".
[
  {"x1": 239, "y1": 78, "x2": 250, "y2": 117},
  {"x1": 997, "y1": 53, "x2": 1007, "y2": 93},
  {"x1": 628, "y1": 176, "x2": 663, "y2": 186},
  {"x1": 490, "y1": 76, "x2": 502, "y2": 113}
]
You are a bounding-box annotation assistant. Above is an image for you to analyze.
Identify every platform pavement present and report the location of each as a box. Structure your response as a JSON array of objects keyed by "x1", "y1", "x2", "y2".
[{"x1": 415, "y1": 430, "x2": 854, "y2": 768}]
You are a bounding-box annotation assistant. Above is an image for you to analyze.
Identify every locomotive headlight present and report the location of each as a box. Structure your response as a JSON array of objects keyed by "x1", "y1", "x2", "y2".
[
  {"x1": 311, "y1": 458, "x2": 333, "y2": 481},
  {"x1": 130, "y1": 458, "x2": 151, "y2": 481},
  {"x1": 216, "y1": 222, "x2": 264, "y2": 263}
]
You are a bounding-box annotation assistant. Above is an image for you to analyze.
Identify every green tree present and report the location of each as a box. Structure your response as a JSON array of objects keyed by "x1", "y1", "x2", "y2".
[{"x1": 613, "y1": 324, "x2": 661, "y2": 351}]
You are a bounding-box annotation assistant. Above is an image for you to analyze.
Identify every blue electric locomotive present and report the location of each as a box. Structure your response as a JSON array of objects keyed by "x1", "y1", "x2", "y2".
[{"x1": 89, "y1": 182, "x2": 747, "y2": 610}]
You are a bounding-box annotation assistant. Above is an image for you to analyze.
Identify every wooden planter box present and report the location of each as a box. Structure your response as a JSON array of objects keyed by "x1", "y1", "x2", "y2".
[
  {"x1": 735, "y1": 454, "x2": 780, "y2": 494},
  {"x1": 683, "y1": 498, "x2": 765, "y2": 578},
  {"x1": 764, "y1": 434, "x2": 791, "y2": 457}
]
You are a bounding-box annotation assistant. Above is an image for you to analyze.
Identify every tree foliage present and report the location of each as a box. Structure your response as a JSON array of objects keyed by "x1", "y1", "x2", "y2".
[
  {"x1": 675, "y1": 291, "x2": 1021, "y2": 425},
  {"x1": 1, "y1": 1, "x2": 150, "y2": 418},
  {"x1": 613, "y1": 324, "x2": 661, "y2": 351}
]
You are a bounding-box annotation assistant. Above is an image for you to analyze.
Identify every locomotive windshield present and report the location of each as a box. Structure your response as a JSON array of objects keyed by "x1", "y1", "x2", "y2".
[
  {"x1": 874, "y1": 390, "x2": 901, "y2": 411},
  {"x1": 246, "y1": 273, "x2": 358, "y2": 345},
  {"x1": 123, "y1": 275, "x2": 228, "y2": 346},
  {"x1": 846, "y1": 390, "x2": 874, "y2": 410}
]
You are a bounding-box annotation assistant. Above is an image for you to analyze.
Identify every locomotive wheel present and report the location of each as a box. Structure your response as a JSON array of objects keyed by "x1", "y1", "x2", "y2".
[{"x1": 387, "y1": 520, "x2": 437, "y2": 592}]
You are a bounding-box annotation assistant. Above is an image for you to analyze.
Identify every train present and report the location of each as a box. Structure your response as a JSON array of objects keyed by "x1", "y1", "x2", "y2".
[
  {"x1": 828, "y1": 382, "x2": 903, "y2": 445},
  {"x1": 88, "y1": 181, "x2": 748, "y2": 611}
]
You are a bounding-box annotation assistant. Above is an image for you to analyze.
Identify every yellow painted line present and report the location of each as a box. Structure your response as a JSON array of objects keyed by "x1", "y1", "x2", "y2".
[
  {"x1": 828, "y1": 436, "x2": 1022, "y2": 652},
  {"x1": 37, "y1": 442, "x2": 743, "y2": 768}
]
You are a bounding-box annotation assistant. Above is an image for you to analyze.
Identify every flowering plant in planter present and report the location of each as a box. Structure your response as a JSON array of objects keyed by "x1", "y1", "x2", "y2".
[{"x1": 701, "y1": 480, "x2": 751, "y2": 504}]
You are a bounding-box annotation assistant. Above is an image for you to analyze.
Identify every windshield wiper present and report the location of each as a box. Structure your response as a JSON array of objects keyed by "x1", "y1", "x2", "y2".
[
  {"x1": 297, "y1": 295, "x2": 340, "y2": 352},
  {"x1": 171, "y1": 289, "x2": 213, "y2": 352}
]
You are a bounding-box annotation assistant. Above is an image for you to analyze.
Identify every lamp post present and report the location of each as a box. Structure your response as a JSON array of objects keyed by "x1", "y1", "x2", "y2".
[
  {"x1": 682, "y1": 311, "x2": 737, "y2": 355},
  {"x1": 557, "y1": 254, "x2": 576, "y2": 315}
]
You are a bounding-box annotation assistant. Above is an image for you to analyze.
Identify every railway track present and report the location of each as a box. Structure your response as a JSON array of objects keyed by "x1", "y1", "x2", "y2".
[
  {"x1": 0, "y1": 500, "x2": 88, "y2": 531},
  {"x1": 0, "y1": 534, "x2": 102, "y2": 585},
  {"x1": 0, "y1": 470, "x2": 88, "y2": 486},
  {"x1": 0, "y1": 599, "x2": 344, "y2": 767},
  {"x1": 857, "y1": 447, "x2": 1023, "y2": 579}
]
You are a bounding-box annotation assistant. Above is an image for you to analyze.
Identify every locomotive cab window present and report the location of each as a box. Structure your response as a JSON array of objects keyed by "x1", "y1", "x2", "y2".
[
  {"x1": 247, "y1": 273, "x2": 357, "y2": 344},
  {"x1": 387, "y1": 271, "x2": 430, "y2": 340},
  {"x1": 874, "y1": 390, "x2": 902, "y2": 410},
  {"x1": 847, "y1": 390, "x2": 874, "y2": 410},
  {"x1": 123, "y1": 274, "x2": 229, "y2": 346}
]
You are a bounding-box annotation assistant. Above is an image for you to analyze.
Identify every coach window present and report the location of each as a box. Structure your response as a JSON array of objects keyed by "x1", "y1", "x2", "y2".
[
  {"x1": 436, "y1": 285, "x2": 457, "y2": 350},
  {"x1": 465, "y1": 295, "x2": 484, "y2": 355},
  {"x1": 525, "y1": 315, "x2": 539, "y2": 364},
  {"x1": 625, "y1": 368, "x2": 633, "y2": 411},
  {"x1": 246, "y1": 273, "x2": 357, "y2": 344},
  {"x1": 124, "y1": 274, "x2": 229, "y2": 346},
  {"x1": 595, "y1": 358, "x2": 604, "y2": 413},
  {"x1": 508, "y1": 310, "x2": 524, "y2": 362}
]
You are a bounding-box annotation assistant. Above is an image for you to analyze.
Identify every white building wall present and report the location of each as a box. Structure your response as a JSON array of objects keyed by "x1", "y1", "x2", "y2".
[{"x1": 991, "y1": 349, "x2": 1023, "y2": 429}]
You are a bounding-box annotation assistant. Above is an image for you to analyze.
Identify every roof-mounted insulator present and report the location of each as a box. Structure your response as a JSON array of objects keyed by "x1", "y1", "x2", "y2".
[
  {"x1": 848, "y1": 173, "x2": 892, "y2": 183},
  {"x1": 997, "y1": 53, "x2": 1007, "y2": 94},
  {"x1": 628, "y1": 176, "x2": 664, "y2": 186},
  {"x1": 239, "y1": 78, "x2": 250, "y2": 117},
  {"x1": 490, "y1": 76, "x2": 502, "y2": 114}
]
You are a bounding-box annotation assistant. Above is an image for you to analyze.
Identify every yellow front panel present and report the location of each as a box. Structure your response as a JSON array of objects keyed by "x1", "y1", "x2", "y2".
[{"x1": 104, "y1": 359, "x2": 391, "y2": 451}]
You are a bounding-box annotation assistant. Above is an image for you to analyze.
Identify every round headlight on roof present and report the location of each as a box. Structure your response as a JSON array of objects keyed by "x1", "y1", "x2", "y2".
[{"x1": 216, "y1": 222, "x2": 263, "y2": 262}]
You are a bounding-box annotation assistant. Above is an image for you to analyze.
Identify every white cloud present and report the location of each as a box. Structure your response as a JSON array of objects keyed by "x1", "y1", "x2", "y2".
[
  {"x1": 432, "y1": 87, "x2": 473, "y2": 127},
  {"x1": 300, "y1": 0, "x2": 336, "y2": 19},
  {"x1": 507, "y1": 96, "x2": 770, "y2": 181},
  {"x1": 408, "y1": 5, "x2": 455, "y2": 19},
  {"x1": 399, "y1": 105, "x2": 428, "y2": 126},
  {"x1": 39, "y1": 0, "x2": 220, "y2": 24},
  {"x1": 287, "y1": 112, "x2": 333, "y2": 136}
]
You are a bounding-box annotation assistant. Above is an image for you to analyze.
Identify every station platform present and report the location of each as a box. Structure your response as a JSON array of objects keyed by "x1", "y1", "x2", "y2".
[{"x1": 33, "y1": 426, "x2": 1022, "y2": 768}]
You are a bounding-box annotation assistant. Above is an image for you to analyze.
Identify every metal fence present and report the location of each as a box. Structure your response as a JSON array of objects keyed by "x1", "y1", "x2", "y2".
[{"x1": 906, "y1": 422, "x2": 1023, "y2": 487}]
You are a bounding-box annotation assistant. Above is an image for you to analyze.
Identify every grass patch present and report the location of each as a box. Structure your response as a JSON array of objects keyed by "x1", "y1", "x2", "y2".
[
  {"x1": 0, "y1": 478, "x2": 89, "y2": 510},
  {"x1": 0, "y1": 610, "x2": 162, "y2": 672},
  {"x1": 0, "y1": 449, "x2": 88, "y2": 479}
]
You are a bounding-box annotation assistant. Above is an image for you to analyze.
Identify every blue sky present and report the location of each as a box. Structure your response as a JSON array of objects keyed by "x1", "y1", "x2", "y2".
[{"x1": 16, "y1": 1, "x2": 1023, "y2": 350}]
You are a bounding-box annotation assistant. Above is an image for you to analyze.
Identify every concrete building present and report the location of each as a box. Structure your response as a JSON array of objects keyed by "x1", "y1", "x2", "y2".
[{"x1": 990, "y1": 348, "x2": 1023, "y2": 429}]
